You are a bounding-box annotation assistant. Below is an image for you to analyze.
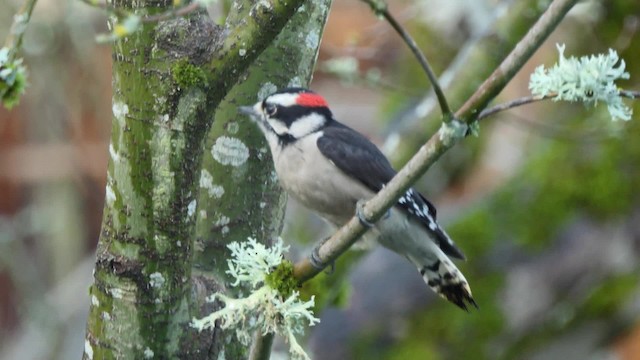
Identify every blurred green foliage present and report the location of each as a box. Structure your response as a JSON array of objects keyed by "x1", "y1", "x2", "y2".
[{"x1": 348, "y1": 1, "x2": 640, "y2": 359}]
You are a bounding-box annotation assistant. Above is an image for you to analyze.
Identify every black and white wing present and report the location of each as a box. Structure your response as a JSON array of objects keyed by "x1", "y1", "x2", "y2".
[{"x1": 316, "y1": 122, "x2": 465, "y2": 260}]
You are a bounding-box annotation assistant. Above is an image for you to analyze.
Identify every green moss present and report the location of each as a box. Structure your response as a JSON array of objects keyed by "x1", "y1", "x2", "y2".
[
  {"x1": 0, "y1": 57, "x2": 28, "y2": 109},
  {"x1": 582, "y1": 273, "x2": 639, "y2": 316},
  {"x1": 171, "y1": 59, "x2": 208, "y2": 89},
  {"x1": 265, "y1": 260, "x2": 298, "y2": 298}
]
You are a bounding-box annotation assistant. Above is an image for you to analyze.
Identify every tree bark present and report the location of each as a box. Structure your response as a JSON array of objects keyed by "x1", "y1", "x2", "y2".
[
  {"x1": 192, "y1": 1, "x2": 331, "y2": 357},
  {"x1": 83, "y1": 0, "x2": 331, "y2": 358}
]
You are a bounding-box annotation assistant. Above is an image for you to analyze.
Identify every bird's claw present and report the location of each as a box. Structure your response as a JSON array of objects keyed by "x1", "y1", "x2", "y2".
[
  {"x1": 356, "y1": 200, "x2": 389, "y2": 227},
  {"x1": 309, "y1": 237, "x2": 335, "y2": 274},
  {"x1": 356, "y1": 200, "x2": 375, "y2": 228}
]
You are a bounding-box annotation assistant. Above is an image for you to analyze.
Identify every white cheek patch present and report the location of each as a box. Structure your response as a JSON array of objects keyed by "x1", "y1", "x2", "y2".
[
  {"x1": 266, "y1": 93, "x2": 299, "y2": 107},
  {"x1": 288, "y1": 113, "x2": 326, "y2": 138},
  {"x1": 268, "y1": 118, "x2": 290, "y2": 135}
]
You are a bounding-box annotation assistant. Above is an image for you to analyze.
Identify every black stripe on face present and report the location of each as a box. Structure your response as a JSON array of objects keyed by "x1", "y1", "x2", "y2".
[
  {"x1": 273, "y1": 105, "x2": 333, "y2": 127},
  {"x1": 278, "y1": 133, "x2": 296, "y2": 146}
]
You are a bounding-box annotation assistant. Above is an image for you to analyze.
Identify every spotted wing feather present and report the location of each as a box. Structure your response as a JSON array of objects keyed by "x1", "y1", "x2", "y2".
[{"x1": 317, "y1": 123, "x2": 465, "y2": 260}]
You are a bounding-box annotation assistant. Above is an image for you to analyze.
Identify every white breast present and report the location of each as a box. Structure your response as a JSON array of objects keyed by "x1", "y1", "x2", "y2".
[
  {"x1": 271, "y1": 132, "x2": 374, "y2": 226},
  {"x1": 269, "y1": 133, "x2": 441, "y2": 262}
]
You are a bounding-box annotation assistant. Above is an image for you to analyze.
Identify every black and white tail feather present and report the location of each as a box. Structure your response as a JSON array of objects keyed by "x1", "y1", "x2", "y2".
[
  {"x1": 240, "y1": 87, "x2": 477, "y2": 311},
  {"x1": 398, "y1": 188, "x2": 477, "y2": 311}
]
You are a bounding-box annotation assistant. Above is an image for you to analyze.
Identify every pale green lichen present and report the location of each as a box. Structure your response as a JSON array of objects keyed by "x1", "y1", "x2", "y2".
[
  {"x1": 305, "y1": 29, "x2": 320, "y2": 49},
  {"x1": 187, "y1": 200, "x2": 197, "y2": 218},
  {"x1": 199, "y1": 169, "x2": 225, "y2": 198},
  {"x1": 529, "y1": 43, "x2": 632, "y2": 121},
  {"x1": 213, "y1": 214, "x2": 230, "y2": 228},
  {"x1": 105, "y1": 183, "x2": 116, "y2": 205},
  {"x1": 438, "y1": 118, "x2": 468, "y2": 146},
  {"x1": 84, "y1": 340, "x2": 94, "y2": 359},
  {"x1": 151, "y1": 126, "x2": 177, "y2": 215},
  {"x1": 258, "y1": 82, "x2": 278, "y2": 101},
  {"x1": 211, "y1": 136, "x2": 249, "y2": 167},
  {"x1": 108, "y1": 98, "x2": 149, "y2": 237},
  {"x1": 288, "y1": 76, "x2": 303, "y2": 88},
  {"x1": 192, "y1": 238, "x2": 319, "y2": 360},
  {"x1": 110, "y1": 288, "x2": 125, "y2": 299},
  {"x1": 226, "y1": 121, "x2": 240, "y2": 134},
  {"x1": 149, "y1": 272, "x2": 165, "y2": 288},
  {"x1": 112, "y1": 101, "x2": 129, "y2": 124}
]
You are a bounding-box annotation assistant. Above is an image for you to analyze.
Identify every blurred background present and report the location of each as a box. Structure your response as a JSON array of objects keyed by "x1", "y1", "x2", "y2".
[{"x1": 1, "y1": 0, "x2": 639, "y2": 359}]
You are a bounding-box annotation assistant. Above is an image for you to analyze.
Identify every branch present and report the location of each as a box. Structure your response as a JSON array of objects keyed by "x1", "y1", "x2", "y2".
[
  {"x1": 77, "y1": 0, "x2": 200, "y2": 22},
  {"x1": 620, "y1": 90, "x2": 640, "y2": 99},
  {"x1": 4, "y1": 0, "x2": 38, "y2": 59},
  {"x1": 360, "y1": 0, "x2": 452, "y2": 119},
  {"x1": 141, "y1": 2, "x2": 200, "y2": 23},
  {"x1": 293, "y1": 0, "x2": 580, "y2": 283},
  {"x1": 248, "y1": 332, "x2": 275, "y2": 360},
  {"x1": 203, "y1": 0, "x2": 306, "y2": 107},
  {"x1": 478, "y1": 89, "x2": 639, "y2": 121},
  {"x1": 379, "y1": 2, "x2": 511, "y2": 138},
  {"x1": 455, "y1": 0, "x2": 580, "y2": 123},
  {"x1": 477, "y1": 94, "x2": 553, "y2": 121}
]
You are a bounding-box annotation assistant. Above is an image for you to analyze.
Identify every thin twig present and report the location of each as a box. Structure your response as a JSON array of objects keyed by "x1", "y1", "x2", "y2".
[
  {"x1": 455, "y1": 0, "x2": 579, "y2": 123},
  {"x1": 360, "y1": 0, "x2": 453, "y2": 119},
  {"x1": 141, "y1": 2, "x2": 200, "y2": 23},
  {"x1": 4, "y1": 0, "x2": 39, "y2": 60},
  {"x1": 293, "y1": 0, "x2": 580, "y2": 283},
  {"x1": 478, "y1": 95, "x2": 553, "y2": 121},
  {"x1": 620, "y1": 90, "x2": 640, "y2": 99},
  {"x1": 478, "y1": 89, "x2": 639, "y2": 121},
  {"x1": 77, "y1": 0, "x2": 200, "y2": 23},
  {"x1": 77, "y1": 0, "x2": 126, "y2": 17},
  {"x1": 383, "y1": 1, "x2": 510, "y2": 136}
]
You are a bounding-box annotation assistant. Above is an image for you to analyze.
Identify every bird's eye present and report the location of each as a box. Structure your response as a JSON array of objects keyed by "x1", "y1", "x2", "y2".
[{"x1": 264, "y1": 104, "x2": 277, "y2": 116}]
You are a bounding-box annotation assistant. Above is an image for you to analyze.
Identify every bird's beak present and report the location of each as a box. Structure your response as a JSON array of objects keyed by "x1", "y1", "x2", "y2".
[{"x1": 239, "y1": 105, "x2": 260, "y2": 119}]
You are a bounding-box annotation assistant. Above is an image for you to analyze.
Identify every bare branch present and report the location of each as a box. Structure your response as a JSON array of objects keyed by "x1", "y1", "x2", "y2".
[
  {"x1": 478, "y1": 88, "x2": 639, "y2": 121},
  {"x1": 478, "y1": 94, "x2": 553, "y2": 121},
  {"x1": 77, "y1": 0, "x2": 126, "y2": 17},
  {"x1": 4, "y1": 0, "x2": 39, "y2": 59},
  {"x1": 456, "y1": 0, "x2": 580, "y2": 123},
  {"x1": 620, "y1": 90, "x2": 640, "y2": 99},
  {"x1": 248, "y1": 332, "x2": 275, "y2": 360},
  {"x1": 360, "y1": 0, "x2": 453, "y2": 119},
  {"x1": 77, "y1": 0, "x2": 200, "y2": 23},
  {"x1": 141, "y1": 2, "x2": 200, "y2": 23},
  {"x1": 293, "y1": 0, "x2": 580, "y2": 283}
]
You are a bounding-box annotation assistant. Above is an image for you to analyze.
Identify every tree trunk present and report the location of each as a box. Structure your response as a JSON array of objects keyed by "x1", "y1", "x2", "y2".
[{"x1": 83, "y1": 0, "x2": 331, "y2": 358}]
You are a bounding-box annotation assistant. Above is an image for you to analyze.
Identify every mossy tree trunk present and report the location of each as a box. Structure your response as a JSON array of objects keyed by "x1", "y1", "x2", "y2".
[
  {"x1": 192, "y1": 1, "x2": 331, "y2": 357},
  {"x1": 83, "y1": 0, "x2": 331, "y2": 358}
]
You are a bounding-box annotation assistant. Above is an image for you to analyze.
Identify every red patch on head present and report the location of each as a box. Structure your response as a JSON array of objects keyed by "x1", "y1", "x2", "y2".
[{"x1": 296, "y1": 92, "x2": 328, "y2": 108}]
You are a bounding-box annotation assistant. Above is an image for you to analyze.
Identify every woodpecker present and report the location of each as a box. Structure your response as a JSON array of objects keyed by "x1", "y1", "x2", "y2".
[{"x1": 239, "y1": 87, "x2": 476, "y2": 311}]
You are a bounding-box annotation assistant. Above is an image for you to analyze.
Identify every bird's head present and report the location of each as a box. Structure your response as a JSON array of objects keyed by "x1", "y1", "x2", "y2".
[{"x1": 239, "y1": 87, "x2": 333, "y2": 144}]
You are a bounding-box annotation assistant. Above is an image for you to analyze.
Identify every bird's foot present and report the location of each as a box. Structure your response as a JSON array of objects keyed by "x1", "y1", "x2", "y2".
[{"x1": 309, "y1": 237, "x2": 335, "y2": 274}]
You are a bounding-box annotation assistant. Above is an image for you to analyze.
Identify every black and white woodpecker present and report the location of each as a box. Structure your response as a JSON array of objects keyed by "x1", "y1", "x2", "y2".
[{"x1": 239, "y1": 87, "x2": 477, "y2": 311}]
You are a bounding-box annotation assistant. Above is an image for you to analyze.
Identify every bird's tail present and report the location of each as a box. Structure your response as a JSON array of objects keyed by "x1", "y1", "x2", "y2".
[{"x1": 414, "y1": 254, "x2": 478, "y2": 311}]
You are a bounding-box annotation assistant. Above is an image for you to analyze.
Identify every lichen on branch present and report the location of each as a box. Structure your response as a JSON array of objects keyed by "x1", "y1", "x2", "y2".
[
  {"x1": 529, "y1": 43, "x2": 632, "y2": 121},
  {"x1": 192, "y1": 238, "x2": 319, "y2": 360}
]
